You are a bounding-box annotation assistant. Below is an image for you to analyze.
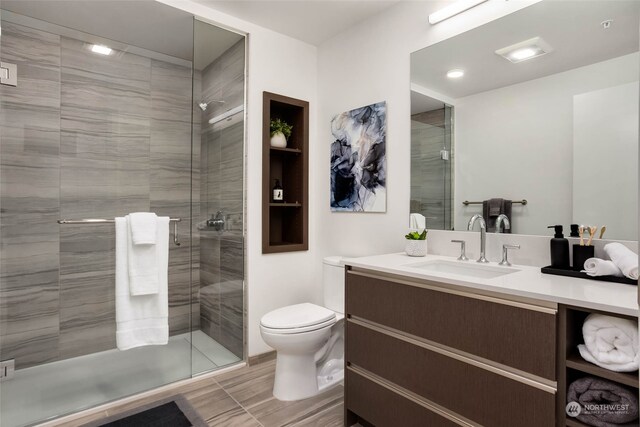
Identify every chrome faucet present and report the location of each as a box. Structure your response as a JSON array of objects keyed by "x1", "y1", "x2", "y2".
[
  {"x1": 467, "y1": 214, "x2": 489, "y2": 263},
  {"x1": 495, "y1": 214, "x2": 511, "y2": 233}
]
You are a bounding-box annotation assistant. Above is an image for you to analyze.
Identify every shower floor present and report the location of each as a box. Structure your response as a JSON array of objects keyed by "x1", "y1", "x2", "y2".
[{"x1": 0, "y1": 330, "x2": 241, "y2": 427}]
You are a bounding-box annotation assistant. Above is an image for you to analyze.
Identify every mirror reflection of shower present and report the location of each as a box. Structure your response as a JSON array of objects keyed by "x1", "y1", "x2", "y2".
[{"x1": 410, "y1": 91, "x2": 454, "y2": 231}]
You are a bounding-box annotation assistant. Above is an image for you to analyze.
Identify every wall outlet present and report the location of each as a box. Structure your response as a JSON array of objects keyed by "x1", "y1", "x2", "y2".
[
  {"x1": 0, "y1": 359, "x2": 15, "y2": 381},
  {"x1": 0, "y1": 62, "x2": 17, "y2": 87}
]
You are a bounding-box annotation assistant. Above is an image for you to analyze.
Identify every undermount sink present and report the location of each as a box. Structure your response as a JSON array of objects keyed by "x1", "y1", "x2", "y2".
[{"x1": 404, "y1": 260, "x2": 519, "y2": 279}]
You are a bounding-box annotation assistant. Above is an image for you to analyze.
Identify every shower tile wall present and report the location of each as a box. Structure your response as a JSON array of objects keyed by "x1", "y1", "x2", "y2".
[
  {"x1": 0, "y1": 21, "x2": 197, "y2": 368},
  {"x1": 198, "y1": 40, "x2": 244, "y2": 358},
  {"x1": 0, "y1": 22, "x2": 62, "y2": 368},
  {"x1": 410, "y1": 108, "x2": 452, "y2": 231}
]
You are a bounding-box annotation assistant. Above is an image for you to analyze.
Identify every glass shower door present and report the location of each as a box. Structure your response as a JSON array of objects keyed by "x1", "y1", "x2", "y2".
[
  {"x1": 190, "y1": 19, "x2": 246, "y2": 376},
  {"x1": 0, "y1": 3, "x2": 197, "y2": 426}
]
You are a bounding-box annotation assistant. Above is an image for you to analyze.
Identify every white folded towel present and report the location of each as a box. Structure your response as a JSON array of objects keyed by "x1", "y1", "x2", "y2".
[
  {"x1": 578, "y1": 313, "x2": 639, "y2": 372},
  {"x1": 409, "y1": 213, "x2": 426, "y2": 232},
  {"x1": 115, "y1": 216, "x2": 169, "y2": 350},
  {"x1": 126, "y1": 215, "x2": 159, "y2": 296},
  {"x1": 581, "y1": 258, "x2": 623, "y2": 277},
  {"x1": 129, "y1": 212, "x2": 157, "y2": 245},
  {"x1": 604, "y1": 242, "x2": 639, "y2": 280}
]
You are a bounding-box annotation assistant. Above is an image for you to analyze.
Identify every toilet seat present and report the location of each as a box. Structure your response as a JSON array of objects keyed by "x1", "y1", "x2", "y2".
[{"x1": 261, "y1": 303, "x2": 336, "y2": 334}]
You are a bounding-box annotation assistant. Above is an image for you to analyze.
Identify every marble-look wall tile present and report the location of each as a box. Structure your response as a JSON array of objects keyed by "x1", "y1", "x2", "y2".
[
  {"x1": 150, "y1": 60, "x2": 194, "y2": 335},
  {"x1": 1, "y1": 22, "x2": 199, "y2": 368},
  {"x1": 198, "y1": 38, "x2": 245, "y2": 357},
  {"x1": 220, "y1": 236, "x2": 243, "y2": 284},
  {"x1": 0, "y1": 21, "x2": 61, "y2": 368}
]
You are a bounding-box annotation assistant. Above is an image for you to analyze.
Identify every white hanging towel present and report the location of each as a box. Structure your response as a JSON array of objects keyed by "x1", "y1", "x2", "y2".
[
  {"x1": 127, "y1": 214, "x2": 159, "y2": 296},
  {"x1": 115, "y1": 216, "x2": 169, "y2": 350},
  {"x1": 129, "y1": 212, "x2": 157, "y2": 245},
  {"x1": 409, "y1": 213, "x2": 426, "y2": 232}
]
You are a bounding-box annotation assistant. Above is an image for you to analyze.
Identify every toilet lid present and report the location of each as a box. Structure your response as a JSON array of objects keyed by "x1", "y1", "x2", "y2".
[{"x1": 260, "y1": 303, "x2": 336, "y2": 329}]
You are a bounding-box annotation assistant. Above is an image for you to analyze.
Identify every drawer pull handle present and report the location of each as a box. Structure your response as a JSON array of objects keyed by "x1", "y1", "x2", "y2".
[{"x1": 349, "y1": 317, "x2": 557, "y2": 394}]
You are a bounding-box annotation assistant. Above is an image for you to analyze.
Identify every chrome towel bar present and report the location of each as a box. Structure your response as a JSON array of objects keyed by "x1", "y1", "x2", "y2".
[
  {"x1": 57, "y1": 218, "x2": 182, "y2": 246},
  {"x1": 462, "y1": 199, "x2": 527, "y2": 206}
]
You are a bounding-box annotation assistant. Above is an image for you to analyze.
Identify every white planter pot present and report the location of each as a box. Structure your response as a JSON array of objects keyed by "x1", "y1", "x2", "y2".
[
  {"x1": 270, "y1": 132, "x2": 287, "y2": 148},
  {"x1": 405, "y1": 239, "x2": 427, "y2": 257}
]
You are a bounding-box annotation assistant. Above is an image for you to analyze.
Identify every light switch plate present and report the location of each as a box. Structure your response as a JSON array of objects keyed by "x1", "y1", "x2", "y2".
[{"x1": 0, "y1": 62, "x2": 17, "y2": 86}]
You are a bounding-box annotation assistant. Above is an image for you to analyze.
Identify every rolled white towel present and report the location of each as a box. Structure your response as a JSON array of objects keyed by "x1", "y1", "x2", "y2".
[
  {"x1": 604, "y1": 242, "x2": 639, "y2": 280},
  {"x1": 581, "y1": 258, "x2": 623, "y2": 277},
  {"x1": 578, "y1": 313, "x2": 639, "y2": 372}
]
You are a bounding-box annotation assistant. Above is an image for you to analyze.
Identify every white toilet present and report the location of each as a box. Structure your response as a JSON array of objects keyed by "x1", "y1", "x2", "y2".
[{"x1": 260, "y1": 256, "x2": 345, "y2": 401}]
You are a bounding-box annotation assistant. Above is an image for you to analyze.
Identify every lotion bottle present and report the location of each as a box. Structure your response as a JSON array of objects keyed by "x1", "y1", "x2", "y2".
[{"x1": 547, "y1": 225, "x2": 569, "y2": 269}]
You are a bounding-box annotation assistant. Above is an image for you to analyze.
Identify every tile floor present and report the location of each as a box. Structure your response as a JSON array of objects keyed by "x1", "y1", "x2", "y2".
[
  {"x1": 48, "y1": 359, "x2": 344, "y2": 427},
  {"x1": 1, "y1": 331, "x2": 240, "y2": 427}
]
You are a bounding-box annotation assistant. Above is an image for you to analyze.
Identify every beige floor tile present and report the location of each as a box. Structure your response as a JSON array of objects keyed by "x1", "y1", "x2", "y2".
[
  {"x1": 289, "y1": 402, "x2": 344, "y2": 427},
  {"x1": 246, "y1": 385, "x2": 344, "y2": 427}
]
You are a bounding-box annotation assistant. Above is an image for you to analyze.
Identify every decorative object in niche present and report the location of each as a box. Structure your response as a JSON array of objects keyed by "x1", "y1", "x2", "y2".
[
  {"x1": 330, "y1": 102, "x2": 386, "y2": 212},
  {"x1": 270, "y1": 118, "x2": 292, "y2": 148}
]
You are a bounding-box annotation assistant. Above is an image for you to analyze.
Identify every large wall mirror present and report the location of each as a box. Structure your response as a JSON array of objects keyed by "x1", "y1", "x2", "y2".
[{"x1": 410, "y1": 1, "x2": 639, "y2": 241}]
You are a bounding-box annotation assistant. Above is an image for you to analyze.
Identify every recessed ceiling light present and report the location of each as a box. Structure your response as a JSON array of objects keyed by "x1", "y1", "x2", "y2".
[
  {"x1": 91, "y1": 44, "x2": 112, "y2": 55},
  {"x1": 495, "y1": 37, "x2": 553, "y2": 63},
  {"x1": 509, "y1": 48, "x2": 537, "y2": 61},
  {"x1": 428, "y1": 0, "x2": 488, "y2": 25},
  {"x1": 447, "y1": 69, "x2": 465, "y2": 79}
]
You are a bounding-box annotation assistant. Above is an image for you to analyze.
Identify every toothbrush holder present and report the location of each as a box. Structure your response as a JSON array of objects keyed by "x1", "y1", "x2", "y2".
[{"x1": 573, "y1": 244, "x2": 594, "y2": 271}]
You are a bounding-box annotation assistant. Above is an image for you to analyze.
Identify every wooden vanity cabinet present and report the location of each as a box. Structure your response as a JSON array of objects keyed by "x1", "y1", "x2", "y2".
[{"x1": 345, "y1": 267, "x2": 559, "y2": 427}]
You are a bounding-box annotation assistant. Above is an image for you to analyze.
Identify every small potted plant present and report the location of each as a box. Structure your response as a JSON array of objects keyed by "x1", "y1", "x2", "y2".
[
  {"x1": 405, "y1": 229, "x2": 428, "y2": 257},
  {"x1": 270, "y1": 118, "x2": 293, "y2": 148}
]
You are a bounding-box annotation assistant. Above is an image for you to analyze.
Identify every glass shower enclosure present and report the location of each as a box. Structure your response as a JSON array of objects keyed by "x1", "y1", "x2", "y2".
[{"x1": 0, "y1": 2, "x2": 246, "y2": 426}]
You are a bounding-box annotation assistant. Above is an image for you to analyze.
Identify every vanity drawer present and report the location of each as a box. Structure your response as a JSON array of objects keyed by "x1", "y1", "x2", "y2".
[
  {"x1": 346, "y1": 369, "x2": 460, "y2": 427},
  {"x1": 346, "y1": 270, "x2": 557, "y2": 380},
  {"x1": 346, "y1": 321, "x2": 556, "y2": 427}
]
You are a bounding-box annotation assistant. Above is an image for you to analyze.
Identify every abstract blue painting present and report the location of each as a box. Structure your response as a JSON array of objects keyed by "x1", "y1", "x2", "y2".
[{"x1": 330, "y1": 101, "x2": 386, "y2": 212}]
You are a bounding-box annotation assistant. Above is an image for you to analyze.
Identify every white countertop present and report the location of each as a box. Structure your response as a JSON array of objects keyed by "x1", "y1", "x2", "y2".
[{"x1": 344, "y1": 253, "x2": 639, "y2": 317}]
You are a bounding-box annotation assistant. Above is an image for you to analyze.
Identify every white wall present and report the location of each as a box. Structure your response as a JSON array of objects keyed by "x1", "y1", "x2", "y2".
[
  {"x1": 315, "y1": 0, "x2": 540, "y2": 262},
  {"x1": 159, "y1": 0, "x2": 540, "y2": 356},
  {"x1": 573, "y1": 81, "x2": 639, "y2": 240},
  {"x1": 159, "y1": 0, "x2": 320, "y2": 356},
  {"x1": 454, "y1": 53, "x2": 639, "y2": 236}
]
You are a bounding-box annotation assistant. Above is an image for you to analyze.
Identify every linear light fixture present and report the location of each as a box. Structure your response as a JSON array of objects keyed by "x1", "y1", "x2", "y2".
[
  {"x1": 208, "y1": 105, "x2": 244, "y2": 125},
  {"x1": 428, "y1": 0, "x2": 488, "y2": 25},
  {"x1": 91, "y1": 44, "x2": 112, "y2": 55},
  {"x1": 495, "y1": 37, "x2": 553, "y2": 63}
]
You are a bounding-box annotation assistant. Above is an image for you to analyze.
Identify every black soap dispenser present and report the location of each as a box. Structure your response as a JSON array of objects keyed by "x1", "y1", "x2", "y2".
[{"x1": 548, "y1": 225, "x2": 569, "y2": 269}]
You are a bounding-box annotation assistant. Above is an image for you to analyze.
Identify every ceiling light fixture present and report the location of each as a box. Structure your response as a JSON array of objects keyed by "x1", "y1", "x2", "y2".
[
  {"x1": 428, "y1": 0, "x2": 488, "y2": 25},
  {"x1": 91, "y1": 44, "x2": 112, "y2": 55},
  {"x1": 495, "y1": 37, "x2": 553, "y2": 63},
  {"x1": 446, "y1": 69, "x2": 465, "y2": 79}
]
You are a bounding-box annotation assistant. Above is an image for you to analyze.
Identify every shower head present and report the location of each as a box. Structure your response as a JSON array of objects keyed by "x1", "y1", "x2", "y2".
[{"x1": 198, "y1": 99, "x2": 225, "y2": 111}]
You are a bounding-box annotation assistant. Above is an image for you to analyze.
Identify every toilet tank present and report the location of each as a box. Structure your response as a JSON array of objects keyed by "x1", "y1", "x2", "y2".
[{"x1": 323, "y1": 256, "x2": 345, "y2": 314}]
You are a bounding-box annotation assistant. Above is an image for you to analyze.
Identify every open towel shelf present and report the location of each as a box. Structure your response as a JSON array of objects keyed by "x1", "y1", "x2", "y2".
[{"x1": 57, "y1": 218, "x2": 182, "y2": 246}]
